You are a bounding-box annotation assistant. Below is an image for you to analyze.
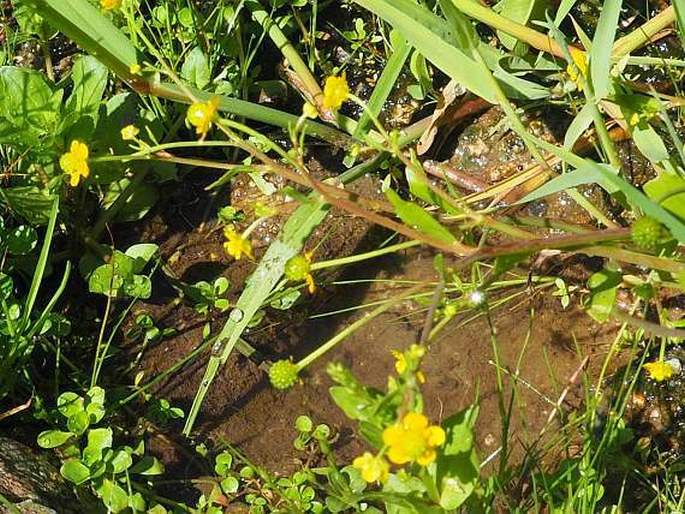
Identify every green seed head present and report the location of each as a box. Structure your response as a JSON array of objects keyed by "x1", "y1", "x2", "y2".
[
  {"x1": 269, "y1": 360, "x2": 299, "y2": 390},
  {"x1": 284, "y1": 254, "x2": 311, "y2": 282},
  {"x1": 631, "y1": 217, "x2": 663, "y2": 249}
]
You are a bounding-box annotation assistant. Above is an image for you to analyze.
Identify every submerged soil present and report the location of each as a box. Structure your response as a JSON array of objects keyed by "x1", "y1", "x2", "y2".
[
  {"x1": 129, "y1": 224, "x2": 619, "y2": 479},
  {"x1": 121, "y1": 106, "x2": 629, "y2": 486}
]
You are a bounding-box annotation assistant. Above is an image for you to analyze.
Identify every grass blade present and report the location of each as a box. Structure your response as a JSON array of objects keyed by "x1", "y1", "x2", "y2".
[
  {"x1": 589, "y1": 0, "x2": 622, "y2": 99},
  {"x1": 182, "y1": 199, "x2": 329, "y2": 435},
  {"x1": 354, "y1": 0, "x2": 498, "y2": 103}
]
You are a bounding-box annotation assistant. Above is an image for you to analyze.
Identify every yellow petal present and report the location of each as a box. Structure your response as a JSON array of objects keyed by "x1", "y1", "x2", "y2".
[
  {"x1": 426, "y1": 426, "x2": 446, "y2": 447},
  {"x1": 403, "y1": 412, "x2": 428, "y2": 431}
]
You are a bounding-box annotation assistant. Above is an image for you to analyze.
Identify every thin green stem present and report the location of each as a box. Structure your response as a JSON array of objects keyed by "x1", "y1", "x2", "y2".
[
  {"x1": 310, "y1": 240, "x2": 420, "y2": 271},
  {"x1": 295, "y1": 284, "x2": 423, "y2": 370}
]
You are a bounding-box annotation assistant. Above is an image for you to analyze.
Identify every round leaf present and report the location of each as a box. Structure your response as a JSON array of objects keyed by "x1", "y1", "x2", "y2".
[
  {"x1": 67, "y1": 410, "x2": 91, "y2": 436},
  {"x1": 6, "y1": 225, "x2": 37, "y2": 255},
  {"x1": 37, "y1": 430, "x2": 73, "y2": 449},
  {"x1": 60, "y1": 459, "x2": 90, "y2": 485},
  {"x1": 220, "y1": 476, "x2": 239, "y2": 495}
]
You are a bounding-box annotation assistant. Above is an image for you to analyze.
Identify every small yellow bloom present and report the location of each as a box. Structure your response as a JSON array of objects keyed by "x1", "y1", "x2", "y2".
[
  {"x1": 100, "y1": 0, "x2": 122, "y2": 11},
  {"x1": 383, "y1": 412, "x2": 445, "y2": 466},
  {"x1": 223, "y1": 226, "x2": 253, "y2": 261},
  {"x1": 121, "y1": 125, "x2": 139, "y2": 141},
  {"x1": 187, "y1": 96, "x2": 220, "y2": 139},
  {"x1": 566, "y1": 47, "x2": 588, "y2": 91},
  {"x1": 643, "y1": 361, "x2": 675, "y2": 382},
  {"x1": 129, "y1": 63, "x2": 141, "y2": 75},
  {"x1": 392, "y1": 344, "x2": 426, "y2": 375},
  {"x1": 59, "y1": 140, "x2": 90, "y2": 187},
  {"x1": 322, "y1": 74, "x2": 349, "y2": 110},
  {"x1": 352, "y1": 452, "x2": 389, "y2": 483}
]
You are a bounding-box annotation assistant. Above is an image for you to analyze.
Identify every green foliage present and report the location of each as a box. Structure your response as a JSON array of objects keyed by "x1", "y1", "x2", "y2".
[
  {"x1": 86, "y1": 243, "x2": 158, "y2": 299},
  {"x1": 37, "y1": 387, "x2": 165, "y2": 513}
]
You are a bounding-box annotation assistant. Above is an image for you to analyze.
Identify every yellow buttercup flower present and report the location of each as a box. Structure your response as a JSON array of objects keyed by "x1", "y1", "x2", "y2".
[
  {"x1": 186, "y1": 96, "x2": 220, "y2": 139},
  {"x1": 59, "y1": 140, "x2": 90, "y2": 187},
  {"x1": 100, "y1": 0, "x2": 122, "y2": 11},
  {"x1": 121, "y1": 124, "x2": 139, "y2": 141},
  {"x1": 223, "y1": 225, "x2": 253, "y2": 261},
  {"x1": 566, "y1": 47, "x2": 588, "y2": 91},
  {"x1": 643, "y1": 361, "x2": 675, "y2": 382},
  {"x1": 322, "y1": 74, "x2": 349, "y2": 110},
  {"x1": 352, "y1": 452, "x2": 389, "y2": 483},
  {"x1": 383, "y1": 412, "x2": 445, "y2": 466},
  {"x1": 129, "y1": 63, "x2": 141, "y2": 75}
]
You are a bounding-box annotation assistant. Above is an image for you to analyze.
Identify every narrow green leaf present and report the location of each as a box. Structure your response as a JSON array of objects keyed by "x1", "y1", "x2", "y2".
[
  {"x1": 385, "y1": 188, "x2": 457, "y2": 244},
  {"x1": 22, "y1": 0, "x2": 142, "y2": 81},
  {"x1": 589, "y1": 1, "x2": 622, "y2": 98},
  {"x1": 352, "y1": 33, "x2": 411, "y2": 140},
  {"x1": 354, "y1": 0, "x2": 498, "y2": 103},
  {"x1": 183, "y1": 200, "x2": 329, "y2": 435}
]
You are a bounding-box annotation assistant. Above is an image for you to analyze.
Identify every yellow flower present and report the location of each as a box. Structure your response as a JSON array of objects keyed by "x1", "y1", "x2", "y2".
[
  {"x1": 322, "y1": 74, "x2": 349, "y2": 110},
  {"x1": 352, "y1": 452, "x2": 389, "y2": 483},
  {"x1": 383, "y1": 412, "x2": 445, "y2": 466},
  {"x1": 391, "y1": 344, "x2": 426, "y2": 375},
  {"x1": 121, "y1": 125, "x2": 139, "y2": 141},
  {"x1": 59, "y1": 140, "x2": 90, "y2": 187},
  {"x1": 643, "y1": 361, "x2": 675, "y2": 382},
  {"x1": 187, "y1": 96, "x2": 220, "y2": 139},
  {"x1": 129, "y1": 63, "x2": 141, "y2": 75},
  {"x1": 566, "y1": 47, "x2": 587, "y2": 91},
  {"x1": 100, "y1": 0, "x2": 122, "y2": 11},
  {"x1": 223, "y1": 225, "x2": 253, "y2": 261}
]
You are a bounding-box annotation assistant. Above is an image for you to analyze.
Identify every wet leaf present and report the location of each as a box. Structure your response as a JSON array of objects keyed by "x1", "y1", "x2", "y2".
[
  {"x1": 587, "y1": 269, "x2": 621, "y2": 322},
  {"x1": 6, "y1": 225, "x2": 37, "y2": 255},
  {"x1": 67, "y1": 410, "x2": 91, "y2": 436},
  {"x1": 96, "y1": 478, "x2": 129, "y2": 513},
  {"x1": 60, "y1": 459, "x2": 90, "y2": 485},
  {"x1": 37, "y1": 429, "x2": 73, "y2": 449},
  {"x1": 130, "y1": 456, "x2": 165, "y2": 475},
  {"x1": 86, "y1": 427, "x2": 113, "y2": 454},
  {"x1": 57, "y1": 391, "x2": 84, "y2": 418}
]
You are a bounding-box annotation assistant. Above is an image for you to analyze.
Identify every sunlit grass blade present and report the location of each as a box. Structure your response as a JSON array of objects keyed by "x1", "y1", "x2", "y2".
[
  {"x1": 352, "y1": 33, "x2": 411, "y2": 140},
  {"x1": 21, "y1": 0, "x2": 142, "y2": 82},
  {"x1": 589, "y1": 1, "x2": 621, "y2": 99},
  {"x1": 182, "y1": 199, "x2": 329, "y2": 435},
  {"x1": 353, "y1": 0, "x2": 497, "y2": 103},
  {"x1": 20, "y1": 196, "x2": 59, "y2": 329}
]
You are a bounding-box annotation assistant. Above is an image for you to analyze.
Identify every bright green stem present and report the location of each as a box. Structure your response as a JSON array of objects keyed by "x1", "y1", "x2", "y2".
[
  {"x1": 588, "y1": 98, "x2": 621, "y2": 171},
  {"x1": 612, "y1": 6, "x2": 675, "y2": 57},
  {"x1": 311, "y1": 241, "x2": 420, "y2": 271},
  {"x1": 151, "y1": 82, "x2": 351, "y2": 148},
  {"x1": 452, "y1": 0, "x2": 566, "y2": 57},
  {"x1": 246, "y1": 0, "x2": 323, "y2": 102},
  {"x1": 295, "y1": 285, "x2": 422, "y2": 370}
]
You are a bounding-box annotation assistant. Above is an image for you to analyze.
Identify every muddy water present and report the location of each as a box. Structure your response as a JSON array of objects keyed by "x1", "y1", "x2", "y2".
[{"x1": 138, "y1": 244, "x2": 618, "y2": 475}]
